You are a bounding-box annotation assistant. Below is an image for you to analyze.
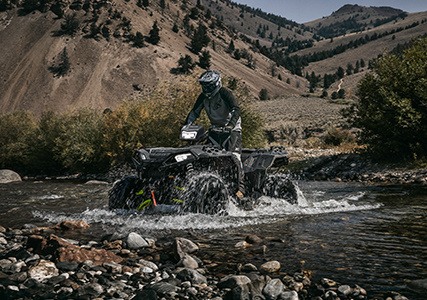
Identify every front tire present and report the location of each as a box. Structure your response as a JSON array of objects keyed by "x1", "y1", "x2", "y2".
[
  {"x1": 182, "y1": 173, "x2": 229, "y2": 214},
  {"x1": 263, "y1": 174, "x2": 298, "y2": 204},
  {"x1": 109, "y1": 176, "x2": 144, "y2": 209}
]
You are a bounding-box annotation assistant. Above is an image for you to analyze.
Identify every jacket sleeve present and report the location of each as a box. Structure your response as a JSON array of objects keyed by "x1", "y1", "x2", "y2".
[
  {"x1": 221, "y1": 88, "x2": 241, "y2": 127},
  {"x1": 185, "y1": 94, "x2": 205, "y2": 125}
]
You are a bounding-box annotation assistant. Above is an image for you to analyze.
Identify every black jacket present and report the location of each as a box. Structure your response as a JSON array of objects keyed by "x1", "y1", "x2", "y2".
[{"x1": 185, "y1": 87, "x2": 241, "y2": 131}]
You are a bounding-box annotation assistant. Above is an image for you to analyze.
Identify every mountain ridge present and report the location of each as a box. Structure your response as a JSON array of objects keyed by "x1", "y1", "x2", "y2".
[{"x1": 1, "y1": 0, "x2": 426, "y2": 116}]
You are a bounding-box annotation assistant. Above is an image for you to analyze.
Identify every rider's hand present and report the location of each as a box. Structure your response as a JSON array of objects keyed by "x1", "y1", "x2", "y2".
[
  {"x1": 182, "y1": 123, "x2": 192, "y2": 131},
  {"x1": 224, "y1": 125, "x2": 233, "y2": 133}
]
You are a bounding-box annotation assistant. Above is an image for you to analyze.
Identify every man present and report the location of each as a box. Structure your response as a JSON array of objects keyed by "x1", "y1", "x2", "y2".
[{"x1": 184, "y1": 70, "x2": 244, "y2": 198}]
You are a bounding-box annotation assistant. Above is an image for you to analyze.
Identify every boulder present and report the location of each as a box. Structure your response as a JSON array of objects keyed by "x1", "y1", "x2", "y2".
[
  {"x1": 218, "y1": 275, "x2": 251, "y2": 289},
  {"x1": 125, "y1": 232, "x2": 149, "y2": 249},
  {"x1": 27, "y1": 259, "x2": 59, "y2": 282},
  {"x1": 176, "y1": 268, "x2": 207, "y2": 285},
  {"x1": 0, "y1": 170, "x2": 21, "y2": 183},
  {"x1": 263, "y1": 278, "x2": 284, "y2": 300},
  {"x1": 27, "y1": 234, "x2": 124, "y2": 265},
  {"x1": 174, "y1": 237, "x2": 199, "y2": 260},
  {"x1": 260, "y1": 261, "x2": 281, "y2": 273}
]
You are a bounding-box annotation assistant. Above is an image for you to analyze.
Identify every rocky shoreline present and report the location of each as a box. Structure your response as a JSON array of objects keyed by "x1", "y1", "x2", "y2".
[
  {"x1": 287, "y1": 148, "x2": 427, "y2": 185},
  {"x1": 1, "y1": 221, "x2": 423, "y2": 300}
]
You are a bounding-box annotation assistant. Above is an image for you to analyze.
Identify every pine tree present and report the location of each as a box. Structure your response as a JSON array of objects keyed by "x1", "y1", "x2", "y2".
[
  {"x1": 147, "y1": 21, "x2": 160, "y2": 45},
  {"x1": 228, "y1": 39, "x2": 235, "y2": 53},
  {"x1": 190, "y1": 24, "x2": 210, "y2": 54},
  {"x1": 49, "y1": 48, "x2": 70, "y2": 77},
  {"x1": 199, "y1": 50, "x2": 211, "y2": 69},
  {"x1": 159, "y1": 0, "x2": 165, "y2": 10},
  {"x1": 135, "y1": 31, "x2": 145, "y2": 47},
  {"x1": 178, "y1": 55, "x2": 195, "y2": 74}
]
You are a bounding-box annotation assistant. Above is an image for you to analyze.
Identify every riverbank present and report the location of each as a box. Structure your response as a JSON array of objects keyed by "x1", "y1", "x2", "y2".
[
  {"x1": 286, "y1": 147, "x2": 427, "y2": 185},
  {"x1": 1, "y1": 221, "x2": 421, "y2": 300}
]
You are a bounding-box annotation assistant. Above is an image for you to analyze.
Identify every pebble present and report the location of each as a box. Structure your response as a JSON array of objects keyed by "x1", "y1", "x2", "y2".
[{"x1": 0, "y1": 223, "x2": 412, "y2": 300}]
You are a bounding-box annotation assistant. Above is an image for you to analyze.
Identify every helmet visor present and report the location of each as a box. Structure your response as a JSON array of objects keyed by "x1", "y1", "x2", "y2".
[{"x1": 201, "y1": 82, "x2": 217, "y2": 94}]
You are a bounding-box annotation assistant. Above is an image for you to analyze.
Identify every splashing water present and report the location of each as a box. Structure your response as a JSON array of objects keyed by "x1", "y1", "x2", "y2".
[{"x1": 31, "y1": 179, "x2": 381, "y2": 234}]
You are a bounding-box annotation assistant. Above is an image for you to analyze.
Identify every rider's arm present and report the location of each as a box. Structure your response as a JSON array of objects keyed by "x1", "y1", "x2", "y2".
[
  {"x1": 221, "y1": 88, "x2": 241, "y2": 127},
  {"x1": 185, "y1": 94, "x2": 205, "y2": 125}
]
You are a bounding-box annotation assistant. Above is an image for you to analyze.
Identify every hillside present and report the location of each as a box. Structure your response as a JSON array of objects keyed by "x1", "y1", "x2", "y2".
[
  {"x1": 0, "y1": 0, "x2": 302, "y2": 116},
  {"x1": 1, "y1": 0, "x2": 427, "y2": 131}
]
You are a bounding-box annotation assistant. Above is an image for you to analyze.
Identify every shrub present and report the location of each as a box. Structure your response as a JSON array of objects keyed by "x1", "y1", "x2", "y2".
[
  {"x1": 259, "y1": 88, "x2": 269, "y2": 100},
  {"x1": 345, "y1": 36, "x2": 427, "y2": 159},
  {"x1": 177, "y1": 55, "x2": 195, "y2": 74},
  {"x1": 0, "y1": 111, "x2": 37, "y2": 173},
  {"x1": 147, "y1": 21, "x2": 160, "y2": 45},
  {"x1": 323, "y1": 126, "x2": 356, "y2": 146},
  {"x1": 54, "y1": 108, "x2": 109, "y2": 173},
  {"x1": 198, "y1": 50, "x2": 211, "y2": 69},
  {"x1": 60, "y1": 13, "x2": 80, "y2": 36}
]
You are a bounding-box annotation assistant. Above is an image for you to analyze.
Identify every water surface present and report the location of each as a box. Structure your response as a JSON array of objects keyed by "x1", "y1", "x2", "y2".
[{"x1": 0, "y1": 180, "x2": 425, "y2": 299}]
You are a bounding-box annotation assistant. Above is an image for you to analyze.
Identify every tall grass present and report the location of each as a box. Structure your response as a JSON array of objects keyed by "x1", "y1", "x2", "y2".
[{"x1": 0, "y1": 74, "x2": 266, "y2": 175}]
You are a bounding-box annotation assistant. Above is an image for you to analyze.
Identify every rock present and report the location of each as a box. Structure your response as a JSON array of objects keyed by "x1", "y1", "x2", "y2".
[
  {"x1": 56, "y1": 261, "x2": 79, "y2": 272},
  {"x1": 177, "y1": 254, "x2": 199, "y2": 269},
  {"x1": 176, "y1": 268, "x2": 207, "y2": 285},
  {"x1": 103, "y1": 262, "x2": 122, "y2": 274},
  {"x1": 260, "y1": 261, "x2": 281, "y2": 273},
  {"x1": 27, "y1": 259, "x2": 59, "y2": 282},
  {"x1": 241, "y1": 263, "x2": 258, "y2": 272},
  {"x1": 75, "y1": 283, "x2": 104, "y2": 298},
  {"x1": 27, "y1": 234, "x2": 124, "y2": 265},
  {"x1": 235, "y1": 240, "x2": 250, "y2": 248},
  {"x1": 263, "y1": 278, "x2": 285, "y2": 300},
  {"x1": 0, "y1": 258, "x2": 13, "y2": 269},
  {"x1": 147, "y1": 281, "x2": 180, "y2": 296},
  {"x1": 246, "y1": 234, "x2": 263, "y2": 244},
  {"x1": 218, "y1": 275, "x2": 251, "y2": 289},
  {"x1": 321, "y1": 278, "x2": 338, "y2": 288},
  {"x1": 229, "y1": 284, "x2": 251, "y2": 300},
  {"x1": 9, "y1": 271, "x2": 27, "y2": 283},
  {"x1": 125, "y1": 232, "x2": 149, "y2": 249},
  {"x1": 174, "y1": 237, "x2": 199, "y2": 260},
  {"x1": 103, "y1": 239, "x2": 123, "y2": 250},
  {"x1": 280, "y1": 290, "x2": 299, "y2": 300},
  {"x1": 85, "y1": 180, "x2": 109, "y2": 185},
  {"x1": 338, "y1": 284, "x2": 353, "y2": 296},
  {"x1": 0, "y1": 170, "x2": 22, "y2": 183},
  {"x1": 52, "y1": 220, "x2": 89, "y2": 231},
  {"x1": 137, "y1": 259, "x2": 158, "y2": 272},
  {"x1": 408, "y1": 279, "x2": 427, "y2": 294}
]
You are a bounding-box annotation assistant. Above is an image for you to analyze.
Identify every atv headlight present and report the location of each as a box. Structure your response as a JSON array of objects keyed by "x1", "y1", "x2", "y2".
[
  {"x1": 175, "y1": 153, "x2": 193, "y2": 162},
  {"x1": 181, "y1": 131, "x2": 198, "y2": 140}
]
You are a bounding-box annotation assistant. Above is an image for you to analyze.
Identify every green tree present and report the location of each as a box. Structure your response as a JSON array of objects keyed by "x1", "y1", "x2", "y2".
[
  {"x1": 135, "y1": 31, "x2": 145, "y2": 47},
  {"x1": 172, "y1": 23, "x2": 179, "y2": 33},
  {"x1": 60, "y1": 13, "x2": 80, "y2": 36},
  {"x1": 198, "y1": 50, "x2": 211, "y2": 69},
  {"x1": 147, "y1": 21, "x2": 160, "y2": 45},
  {"x1": 159, "y1": 0, "x2": 165, "y2": 10},
  {"x1": 177, "y1": 55, "x2": 195, "y2": 74},
  {"x1": 259, "y1": 88, "x2": 269, "y2": 100},
  {"x1": 190, "y1": 24, "x2": 210, "y2": 54},
  {"x1": 49, "y1": 47, "x2": 70, "y2": 77},
  {"x1": 345, "y1": 37, "x2": 427, "y2": 159}
]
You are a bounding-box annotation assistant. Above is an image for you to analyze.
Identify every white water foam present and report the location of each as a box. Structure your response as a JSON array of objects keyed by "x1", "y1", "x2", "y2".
[{"x1": 32, "y1": 182, "x2": 381, "y2": 232}]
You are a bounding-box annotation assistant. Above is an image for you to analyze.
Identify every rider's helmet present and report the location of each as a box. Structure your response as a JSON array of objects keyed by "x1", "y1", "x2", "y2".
[{"x1": 198, "y1": 70, "x2": 222, "y2": 94}]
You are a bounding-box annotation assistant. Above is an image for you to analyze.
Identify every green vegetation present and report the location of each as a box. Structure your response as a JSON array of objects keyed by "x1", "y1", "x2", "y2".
[
  {"x1": 0, "y1": 76, "x2": 266, "y2": 175},
  {"x1": 345, "y1": 36, "x2": 427, "y2": 159}
]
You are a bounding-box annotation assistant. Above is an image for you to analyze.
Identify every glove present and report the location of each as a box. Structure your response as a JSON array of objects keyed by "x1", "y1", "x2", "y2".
[
  {"x1": 182, "y1": 122, "x2": 192, "y2": 131},
  {"x1": 224, "y1": 125, "x2": 233, "y2": 133}
]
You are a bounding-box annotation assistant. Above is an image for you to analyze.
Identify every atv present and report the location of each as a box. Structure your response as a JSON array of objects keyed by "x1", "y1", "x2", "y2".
[{"x1": 109, "y1": 125, "x2": 297, "y2": 214}]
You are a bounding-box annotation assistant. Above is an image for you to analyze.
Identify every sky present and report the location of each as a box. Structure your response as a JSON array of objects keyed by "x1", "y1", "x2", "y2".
[{"x1": 234, "y1": 0, "x2": 427, "y2": 23}]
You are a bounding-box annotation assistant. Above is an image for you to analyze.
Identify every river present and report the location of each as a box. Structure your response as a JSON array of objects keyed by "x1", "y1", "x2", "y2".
[{"x1": 0, "y1": 179, "x2": 426, "y2": 299}]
